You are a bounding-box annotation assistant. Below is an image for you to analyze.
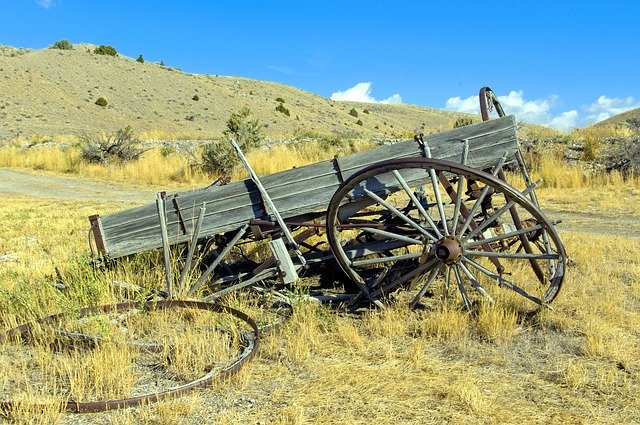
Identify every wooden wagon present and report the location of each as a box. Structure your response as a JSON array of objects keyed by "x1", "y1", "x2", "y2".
[{"x1": 89, "y1": 88, "x2": 567, "y2": 311}]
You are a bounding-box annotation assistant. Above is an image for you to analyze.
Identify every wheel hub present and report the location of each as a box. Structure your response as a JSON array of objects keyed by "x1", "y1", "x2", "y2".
[{"x1": 435, "y1": 236, "x2": 463, "y2": 264}]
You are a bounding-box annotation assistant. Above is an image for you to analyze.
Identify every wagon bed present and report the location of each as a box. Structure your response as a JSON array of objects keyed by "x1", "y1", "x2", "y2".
[{"x1": 89, "y1": 115, "x2": 518, "y2": 260}]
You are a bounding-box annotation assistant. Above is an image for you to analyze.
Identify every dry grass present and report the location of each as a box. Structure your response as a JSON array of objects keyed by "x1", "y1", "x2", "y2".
[{"x1": 1, "y1": 145, "x2": 639, "y2": 423}]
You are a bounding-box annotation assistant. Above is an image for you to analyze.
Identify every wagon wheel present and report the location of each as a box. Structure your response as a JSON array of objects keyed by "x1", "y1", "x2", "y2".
[{"x1": 326, "y1": 157, "x2": 567, "y2": 311}]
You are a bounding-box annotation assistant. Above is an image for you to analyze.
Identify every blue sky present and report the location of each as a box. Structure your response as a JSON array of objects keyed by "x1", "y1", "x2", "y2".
[{"x1": 2, "y1": 1, "x2": 639, "y2": 131}]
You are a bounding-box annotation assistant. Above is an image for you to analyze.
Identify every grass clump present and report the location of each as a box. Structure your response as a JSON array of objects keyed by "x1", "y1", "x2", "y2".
[
  {"x1": 453, "y1": 116, "x2": 477, "y2": 128},
  {"x1": 94, "y1": 97, "x2": 108, "y2": 107},
  {"x1": 80, "y1": 125, "x2": 145, "y2": 164},
  {"x1": 136, "y1": 54, "x2": 144, "y2": 63},
  {"x1": 348, "y1": 107, "x2": 358, "y2": 118}
]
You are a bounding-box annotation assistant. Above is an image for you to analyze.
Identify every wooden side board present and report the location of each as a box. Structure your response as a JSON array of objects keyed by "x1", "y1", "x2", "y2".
[{"x1": 90, "y1": 115, "x2": 518, "y2": 259}]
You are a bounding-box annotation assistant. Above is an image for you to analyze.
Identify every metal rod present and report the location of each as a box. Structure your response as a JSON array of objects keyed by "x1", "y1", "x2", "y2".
[
  {"x1": 156, "y1": 194, "x2": 173, "y2": 299},
  {"x1": 178, "y1": 203, "x2": 206, "y2": 291}
]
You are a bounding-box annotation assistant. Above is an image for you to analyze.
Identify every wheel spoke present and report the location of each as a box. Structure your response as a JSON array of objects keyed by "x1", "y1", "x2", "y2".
[
  {"x1": 363, "y1": 188, "x2": 435, "y2": 240},
  {"x1": 465, "y1": 250, "x2": 559, "y2": 260},
  {"x1": 465, "y1": 180, "x2": 540, "y2": 240},
  {"x1": 392, "y1": 170, "x2": 443, "y2": 239},
  {"x1": 457, "y1": 154, "x2": 507, "y2": 238},
  {"x1": 370, "y1": 256, "x2": 439, "y2": 299},
  {"x1": 410, "y1": 263, "x2": 443, "y2": 308},
  {"x1": 351, "y1": 252, "x2": 421, "y2": 267},
  {"x1": 464, "y1": 224, "x2": 544, "y2": 248},
  {"x1": 458, "y1": 262, "x2": 494, "y2": 304},
  {"x1": 453, "y1": 265, "x2": 472, "y2": 312},
  {"x1": 360, "y1": 226, "x2": 425, "y2": 246},
  {"x1": 462, "y1": 257, "x2": 544, "y2": 306},
  {"x1": 423, "y1": 145, "x2": 450, "y2": 236}
]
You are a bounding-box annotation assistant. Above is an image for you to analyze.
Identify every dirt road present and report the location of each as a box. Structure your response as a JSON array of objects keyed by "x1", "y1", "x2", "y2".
[
  {"x1": 3, "y1": 168, "x2": 638, "y2": 238},
  {"x1": 0, "y1": 168, "x2": 159, "y2": 203}
]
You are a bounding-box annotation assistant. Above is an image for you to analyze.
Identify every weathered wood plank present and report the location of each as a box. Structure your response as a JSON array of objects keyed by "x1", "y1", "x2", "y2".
[{"x1": 93, "y1": 115, "x2": 518, "y2": 259}]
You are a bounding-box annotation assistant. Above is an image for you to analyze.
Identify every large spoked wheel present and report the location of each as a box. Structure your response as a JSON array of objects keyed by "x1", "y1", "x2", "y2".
[{"x1": 326, "y1": 157, "x2": 567, "y2": 312}]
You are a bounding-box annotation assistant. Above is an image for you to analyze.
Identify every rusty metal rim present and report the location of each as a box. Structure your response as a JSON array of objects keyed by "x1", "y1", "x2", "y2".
[{"x1": 0, "y1": 300, "x2": 259, "y2": 414}]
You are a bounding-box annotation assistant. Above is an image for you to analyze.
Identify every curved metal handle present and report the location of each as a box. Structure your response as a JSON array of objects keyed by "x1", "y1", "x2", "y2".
[{"x1": 479, "y1": 86, "x2": 506, "y2": 121}]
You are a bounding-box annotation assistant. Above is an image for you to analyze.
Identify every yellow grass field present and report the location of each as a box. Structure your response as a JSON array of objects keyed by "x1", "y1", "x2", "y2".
[{"x1": 0, "y1": 142, "x2": 639, "y2": 424}]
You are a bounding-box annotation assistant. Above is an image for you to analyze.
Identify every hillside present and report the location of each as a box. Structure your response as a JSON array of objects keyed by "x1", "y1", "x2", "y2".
[
  {"x1": 595, "y1": 107, "x2": 640, "y2": 130},
  {"x1": 0, "y1": 44, "x2": 461, "y2": 142}
]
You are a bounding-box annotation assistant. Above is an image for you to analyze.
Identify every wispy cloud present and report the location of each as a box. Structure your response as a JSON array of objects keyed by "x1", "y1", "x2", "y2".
[
  {"x1": 330, "y1": 82, "x2": 402, "y2": 104},
  {"x1": 267, "y1": 65, "x2": 294, "y2": 75},
  {"x1": 585, "y1": 95, "x2": 639, "y2": 124},
  {"x1": 444, "y1": 90, "x2": 639, "y2": 131},
  {"x1": 36, "y1": 0, "x2": 56, "y2": 9}
]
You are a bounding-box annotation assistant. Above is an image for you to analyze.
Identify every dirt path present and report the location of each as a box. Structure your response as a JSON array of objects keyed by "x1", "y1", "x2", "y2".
[
  {"x1": 3, "y1": 168, "x2": 638, "y2": 238},
  {"x1": 0, "y1": 168, "x2": 159, "y2": 203}
]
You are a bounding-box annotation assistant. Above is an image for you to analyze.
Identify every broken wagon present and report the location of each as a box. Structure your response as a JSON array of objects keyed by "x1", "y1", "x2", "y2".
[{"x1": 88, "y1": 87, "x2": 567, "y2": 311}]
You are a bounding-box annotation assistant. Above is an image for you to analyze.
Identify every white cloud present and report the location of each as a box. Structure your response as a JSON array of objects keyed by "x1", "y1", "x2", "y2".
[
  {"x1": 36, "y1": 0, "x2": 55, "y2": 8},
  {"x1": 446, "y1": 90, "x2": 640, "y2": 130},
  {"x1": 330, "y1": 82, "x2": 402, "y2": 104},
  {"x1": 445, "y1": 90, "x2": 559, "y2": 125},
  {"x1": 585, "y1": 95, "x2": 639, "y2": 124}
]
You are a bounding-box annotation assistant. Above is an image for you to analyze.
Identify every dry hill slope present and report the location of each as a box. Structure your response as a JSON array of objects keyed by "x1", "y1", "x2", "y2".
[
  {"x1": 595, "y1": 106, "x2": 640, "y2": 130},
  {"x1": 0, "y1": 44, "x2": 461, "y2": 141}
]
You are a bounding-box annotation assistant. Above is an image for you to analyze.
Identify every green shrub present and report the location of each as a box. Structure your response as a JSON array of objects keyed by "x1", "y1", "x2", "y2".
[
  {"x1": 51, "y1": 39, "x2": 73, "y2": 50},
  {"x1": 80, "y1": 125, "x2": 144, "y2": 164},
  {"x1": 276, "y1": 102, "x2": 290, "y2": 116},
  {"x1": 275, "y1": 97, "x2": 285, "y2": 103},
  {"x1": 223, "y1": 107, "x2": 264, "y2": 152},
  {"x1": 453, "y1": 116, "x2": 477, "y2": 128},
  {"x1": 192, "y1": 94, "x2": 199, "y2": 101},
  {"x1": 349, "y1": 108, "x2": 358, "y2": 118},
  {"x1": 95, "y1": 97, "x2": 108, "y2": 107},
  {"x1": 356, "y1": 119, "x2": 363, "y2": 126},
  {"x1": 363, "y1": 109, "x2": 370, "y2": 114},
  {"x1": 201, "y1": 141, "x2": 238, "y2": 177},
  {"x1": 94, "y1": 45, "x2": 117, "y2": 56},
  {"x1": 201, "y1": 107, "x2": 264, "y2": 177},
  {"x1": 136, "y1": 54, "x2": 144, "y2": 63}
]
